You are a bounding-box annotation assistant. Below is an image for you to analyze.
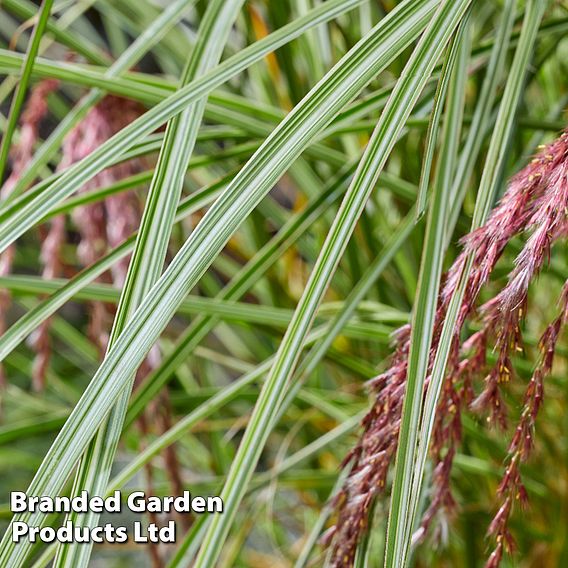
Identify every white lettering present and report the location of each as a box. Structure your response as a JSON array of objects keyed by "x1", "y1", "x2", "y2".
[
  {"x1": 128, "y1": 491, "x2": 146, "y2": 513},
  {"x1": 11, "y1": 522, "x2": 28, "y2": 542},
  {"x1": 10, "y1": 492, "x2": 27, "y2": 513}
]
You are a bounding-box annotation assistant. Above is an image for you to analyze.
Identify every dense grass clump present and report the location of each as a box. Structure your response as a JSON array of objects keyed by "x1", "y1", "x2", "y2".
[{"x1": 1, "y1": 1, "x2": 568, "y2": 567}]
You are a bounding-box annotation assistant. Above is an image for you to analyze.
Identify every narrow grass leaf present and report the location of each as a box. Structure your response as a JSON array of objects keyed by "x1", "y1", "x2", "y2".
[
  {"x1": 53, "y1": 2, "x2": 244, "y2": 566},
  {"x1": 383, "y1": 7, "x2": 471, "y2": 568},
  {"x1": 415, "y1": 38, "x2": 457, "y2": 218},
  {"x1": 405, "y1": 12, "x2": 471, "y2": 552},
  {"x1": 0, "y1": 0, "x2": 53, "y2": 184},
  {"x1": 194, "y1": 2, "x2": 471, "y2": 565},
  {"x1": 412, "y1": 0, "x2": 546, "y2": 559},
  {"x1": 447, "y1": 0, "x2": 517, "y2": 236}
]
